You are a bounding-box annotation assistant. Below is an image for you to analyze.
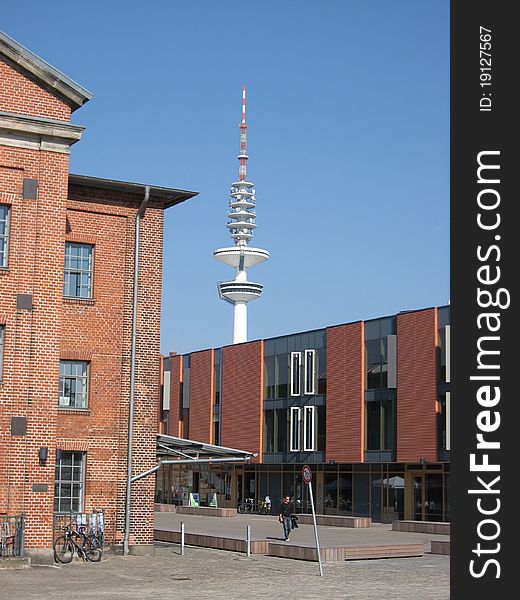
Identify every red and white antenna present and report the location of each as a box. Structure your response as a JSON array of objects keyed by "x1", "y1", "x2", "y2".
[{"x1": 238, "y1": 85, "x2": 248, "y2": 181}]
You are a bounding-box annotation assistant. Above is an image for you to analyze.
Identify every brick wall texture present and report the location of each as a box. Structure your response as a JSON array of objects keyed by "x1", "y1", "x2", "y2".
[
  {"x1": 325, "y1": 322, "x2": 365, "y2": 462},
  {"x1": 221, "y1": 341, "x2": 263, "y2": 461},
  {"x1": 0, "y1": 54, "x2": 166, "y2": 551},
  {"x1": 396, "y1": 308, "x2": 439, "y2": 463},
  {"x1": 188, "y1": 350, "x2": 214, "y2": 443}
]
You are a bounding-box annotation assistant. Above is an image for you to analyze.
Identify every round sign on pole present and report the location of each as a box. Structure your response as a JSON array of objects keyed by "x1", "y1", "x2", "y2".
[{"x1": 302, "y1": 464, "x2": 312, "y2": 484}]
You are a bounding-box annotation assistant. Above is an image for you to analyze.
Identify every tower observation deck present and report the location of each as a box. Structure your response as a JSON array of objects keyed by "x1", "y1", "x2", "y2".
[{"x1": 214, "y1": 87, "x2": 269, "y2": 344}]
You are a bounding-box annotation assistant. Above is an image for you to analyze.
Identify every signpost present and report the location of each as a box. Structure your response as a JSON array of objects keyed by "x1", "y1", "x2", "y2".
[{"x1": 302, "y1": 465, "x2": 323, "y2": 576}]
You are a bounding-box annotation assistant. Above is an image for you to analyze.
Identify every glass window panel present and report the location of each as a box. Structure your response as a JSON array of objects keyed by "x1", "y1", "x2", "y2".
[
  {"x1": 317, "y1": 405, "x2": 326, "y2": 451},
  {"x1": 275, "y1": 409, "x2": 288, "y2": 453},
  {"x1": 54, "y1": 451, "x2": 85, "y2": 512},
  {"x1": 265, "y1": 356, "x2": 275, "y2": 400},
  {"x1": 290, "y1": 407, "x2": 301, "y2": 451},
  {"x1": 303, "y1": 406, "x2": 315, "y2": 451},
  {"x1": 353, "y1": 472, "x2": 370, "y2": 516},
  {"x1": 304, "y1": 350, "x2": 315, "y2": 395},
  {"x1": 366, "y1": 402, "x2": 381, "y2": 450},
  {"x1": 264, "y1": 410, "x2": 274, "y2": 453},
  {"x1": 382, "y1": 399, "x2": 394, "y2": 451},
  {"x1": 338, "y1": 473, "x2": 353, "y2": 515},
  {"x1": 290, "y1": 352, "x2": 301, "y2": 396},
  {"x1": 275, "y1": 354, "x2": 288, "y2": 399},
  {"x1": 64, "y1": 243, "x2": 93, "y2": 298},
  {"x1": 365, "y1": 339, "x2": 382, "y2": 389}
]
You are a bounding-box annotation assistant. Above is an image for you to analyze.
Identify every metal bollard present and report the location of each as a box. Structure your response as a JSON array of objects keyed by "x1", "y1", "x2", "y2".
[
  {"x1": 246, "y1": 525, "x2": 251, "y2": 558},
  {"x1": 181, "y1": 522, "x2": 185, "y2": 556}
]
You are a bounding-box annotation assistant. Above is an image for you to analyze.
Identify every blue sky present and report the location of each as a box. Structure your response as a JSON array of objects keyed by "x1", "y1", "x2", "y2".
[{"x1": 4, "y1": 0, "x2": 449, "y2": 354}]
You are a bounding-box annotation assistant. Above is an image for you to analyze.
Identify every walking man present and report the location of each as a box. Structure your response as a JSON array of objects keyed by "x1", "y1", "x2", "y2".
[{"x1": 279, "y1": 495, "x2": 295, "y2": 541}]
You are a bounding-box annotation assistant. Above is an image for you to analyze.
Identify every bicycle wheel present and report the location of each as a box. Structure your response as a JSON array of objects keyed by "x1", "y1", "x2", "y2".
[
  {"x1": 53, "y1": 535, "x2": 74, "y2": 564},
  {"x1": 237, "y1": 504, "x2": 245, "y2": 514},
  {"x1": 83, "y1": 537, "x2": 102, "y2": 562}
]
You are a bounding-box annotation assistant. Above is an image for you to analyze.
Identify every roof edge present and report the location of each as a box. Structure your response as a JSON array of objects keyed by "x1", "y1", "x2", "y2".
[
  {"x1": 69, "y1": 174, "x2": 198, "y2": 208},
  {"x1": 0, "y1": 31, "x2": 93, "y2": 112}
]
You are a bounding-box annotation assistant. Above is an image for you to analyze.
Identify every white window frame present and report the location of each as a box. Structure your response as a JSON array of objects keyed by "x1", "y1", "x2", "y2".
[
  {"x1": 289, "y1": 407, "x2": 301, "y2": 452},
  {"x1": 304, "y1": 349, "x2": 316, "y2": 395},
  {"x1": 53, "y1": 451, "x2": 86, "y2": 513},
  {"x1": 59, "y1": 360, "x2": 89, "y2": 408},
  {"x1": 303, "y1": 405, "x2": 316, "y2": 451},
  {"x1": 446, "y1": 392, "x2": 450, "y2": 451},
  {"x1": 63, "y1": 242, "x2": 94, "y2": 299},
  {"x1": 290, "y1": 352, "x2": 301, "y2": 397},
  {"x1": 0, "y1": 204, "x2": 9, "y2": 268}
]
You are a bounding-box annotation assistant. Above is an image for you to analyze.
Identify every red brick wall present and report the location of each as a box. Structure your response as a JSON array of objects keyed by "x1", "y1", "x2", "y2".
[
  {"x1": 0, "y1": 58, "x2": 71, "y2": 121},
  {"x1": 1, "y1": 57, "x2": 166, "y2": 551},
  {"x1": 0, "y1": 143, "x2": 69, "y2": 550},
  {"x1": 221, "y1": 341, "x2": 263, "y2": 460},
  {"x1": 325, "y1": 322, "x2": 364, "y2": 462},
  {"x1": 188, "y1": 349, "x2": 214, "y2": 443},
  {"x1": 168, "y1": 353, "x2": 182, "y2": 437},
  {"x1": 396, "y1": 308, "x2": 438, "y2": 463}
]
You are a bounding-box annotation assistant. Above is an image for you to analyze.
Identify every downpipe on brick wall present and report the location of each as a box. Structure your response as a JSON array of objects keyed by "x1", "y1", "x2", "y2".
[{"x1": 123, "y1": 186, "x2": 150, "y2": 556}]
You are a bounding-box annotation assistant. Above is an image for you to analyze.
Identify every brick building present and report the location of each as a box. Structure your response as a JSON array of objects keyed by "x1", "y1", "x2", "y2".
[
  {"x1": 0, "y1": 32, "x2": 196, "y2": 562},
  {"x1": 158, "y1": 306, "x2": 450, "y2": 523}
]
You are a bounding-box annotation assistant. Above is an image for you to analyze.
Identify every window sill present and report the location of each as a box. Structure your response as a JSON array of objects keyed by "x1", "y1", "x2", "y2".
[
  {"x1": 58, "y1": 407, "x2": 91, "y2": 415},
  {"x1": 63, "y1": 297, "x2": 95, "y2": 306},
  {"x1": 0, "y1": 267, "x2": 9, "y2": 274}
]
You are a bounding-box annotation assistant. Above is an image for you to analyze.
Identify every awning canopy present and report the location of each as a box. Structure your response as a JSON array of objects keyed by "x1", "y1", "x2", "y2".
[
  {"x1": 131, "y1": 434, "x2": 256, "y2": 484},
  {"x1": 156, "y1": 433, "x2": 256, "y2": 461}
]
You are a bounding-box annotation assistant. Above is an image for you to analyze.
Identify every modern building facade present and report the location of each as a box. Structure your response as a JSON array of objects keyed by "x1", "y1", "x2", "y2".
[
  {"x1": 0, "y1": 32, "x2": 196, "y2": 561},
  {"x1": 158, "y1": 305, "x2": 450, "y2": 523}
]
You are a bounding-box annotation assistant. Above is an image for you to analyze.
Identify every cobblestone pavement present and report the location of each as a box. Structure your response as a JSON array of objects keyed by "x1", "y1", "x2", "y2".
[{"x1": 1, "y1": 543, "x2": 449, "y2": 600}]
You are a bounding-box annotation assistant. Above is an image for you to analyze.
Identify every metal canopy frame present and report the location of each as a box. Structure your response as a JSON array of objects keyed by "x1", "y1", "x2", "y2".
[{"x1": 131, "y1": 434, "x2": 256, "y2": 484}]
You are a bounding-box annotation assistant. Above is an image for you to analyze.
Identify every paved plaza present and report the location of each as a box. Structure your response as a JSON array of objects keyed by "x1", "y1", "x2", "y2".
[
  {"x1": 155, "y1": 511, "x2": 447, "y2": 551},
  {"x1": 2, "y1": 543, "x2": 449, "y2": 600},
  {"x1": 2, "y1": 513, "x2": 450, "y2": 599}
]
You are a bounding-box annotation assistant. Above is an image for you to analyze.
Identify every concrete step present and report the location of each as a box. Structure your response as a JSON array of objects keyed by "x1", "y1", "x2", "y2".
[{"x1": 0, "y1": 557, "x2": 32, "y2": 570}]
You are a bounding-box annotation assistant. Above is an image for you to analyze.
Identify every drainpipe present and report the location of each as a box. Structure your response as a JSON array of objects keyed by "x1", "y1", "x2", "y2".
[{"x1": 123, "y1": 185, "x2": 150, "y2": 556}]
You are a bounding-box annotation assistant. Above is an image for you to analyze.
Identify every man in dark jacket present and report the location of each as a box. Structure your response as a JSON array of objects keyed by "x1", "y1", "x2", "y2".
[{"x1": 279, "y1": 495, "x2": 295, "y2": 541}]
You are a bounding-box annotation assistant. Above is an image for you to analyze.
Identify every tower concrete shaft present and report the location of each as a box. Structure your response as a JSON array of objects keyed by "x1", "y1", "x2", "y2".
[{"x1": 214, "y1": 87, "x2": 269, "y2": 344}]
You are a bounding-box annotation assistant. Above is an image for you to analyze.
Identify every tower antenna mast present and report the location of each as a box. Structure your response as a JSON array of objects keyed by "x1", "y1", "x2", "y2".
[{"x1": 214, "y1": 87, "x2": 269, "y2": 343}]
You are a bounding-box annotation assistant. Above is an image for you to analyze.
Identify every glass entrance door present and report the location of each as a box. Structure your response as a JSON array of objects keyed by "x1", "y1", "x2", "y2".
[{"x1": 411, "y1": 472, "x2": 444, "y2": 521}]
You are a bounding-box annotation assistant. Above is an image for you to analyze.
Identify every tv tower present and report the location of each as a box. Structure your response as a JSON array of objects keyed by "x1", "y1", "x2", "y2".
[{"x1": 214, "y1": 87, "x2": 269, "y2": 344}]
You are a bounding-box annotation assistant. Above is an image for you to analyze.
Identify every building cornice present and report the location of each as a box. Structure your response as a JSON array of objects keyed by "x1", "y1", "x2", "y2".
[
  {"x1": 0, "y1": 31, "x2": 92, "y2": 111},
  {"x1": 0, "y1": 111, "x2": 84, "y2": 153}
]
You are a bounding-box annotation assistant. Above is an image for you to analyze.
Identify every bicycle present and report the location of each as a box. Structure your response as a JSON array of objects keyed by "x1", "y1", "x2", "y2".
[
  {"x1": 237, "y1": 498, "x2": 254, "y2": 514},
  {"x1": 53, "y1": 525, "x2": 102, "y2": 563}
]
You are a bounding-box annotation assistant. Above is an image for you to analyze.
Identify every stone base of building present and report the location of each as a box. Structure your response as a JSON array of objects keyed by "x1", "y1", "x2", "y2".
[
  {"x1": 129, "y1": 544, "x2": 155, "y2": 557},
  {"x1": 25, "y1": 548, "x2": 54, "y2": 565}
]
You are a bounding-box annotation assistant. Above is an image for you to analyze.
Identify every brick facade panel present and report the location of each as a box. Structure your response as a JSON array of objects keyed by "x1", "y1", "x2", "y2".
[
  {"x1": 396, "y1": 309, "x2": 438, "y2": 463},
  {"x1": 188, "y1": 350, "x2": 214, "y2": 443},
  {"x1": 168, "y1": 354, "x2": 182, "y2": 437},
  {"x1": 325, "y1": 322, "x2": 364, "y2": 462},
  {"x1": 221, "y1": 341, "x2": 263, "y2": 461}
]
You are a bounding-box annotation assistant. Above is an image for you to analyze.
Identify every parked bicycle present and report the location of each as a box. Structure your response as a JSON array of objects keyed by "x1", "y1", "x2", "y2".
[
  {"x1": 257, "y1": 498, "x2": 272, "y2": 514},
  {"x1": 237, "y1": 498, "x2": 255, "y2": 514},
  {"x1": 53, "y1": 524, "x2": 102, "y2": 563}
]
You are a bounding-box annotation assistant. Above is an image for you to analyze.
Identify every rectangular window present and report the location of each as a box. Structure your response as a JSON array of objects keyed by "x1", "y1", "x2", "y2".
[
  {"x1": 59, "y1": 361, "x2": 89, "y2": 408},
  {"x1": 289, "y1": 407, "x2": 301, "y2": 452},
  {"x1": 290, "y1": 352, "x2": 301, "y2": 396},
  {"x1": 303, "y1": 406, "x2": 316, "y2": 451},
  {"x1": 64, "y1": 242, "x2": 93, "y2": 298},
  {"x1": 54, "y1": 451, "x2": 85, "y2": 512},
  {"x1": 304, "y1": 350, "x2": 316, "y2": 395},
  {"x1": 0, "y1": 325, "x2": 4, "y2": 381},
  {"x1": 0, "y1": 205, "x2": 9, "y2": 268},
  {"x1": 446, "y1": 391, "x2": 451, "y2": 451}
]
